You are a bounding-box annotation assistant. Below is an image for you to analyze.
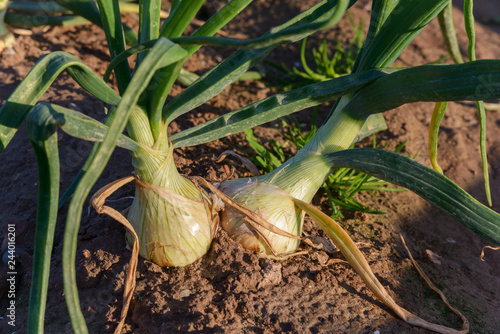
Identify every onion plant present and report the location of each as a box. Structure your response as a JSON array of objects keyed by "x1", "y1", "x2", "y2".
[
  {"x1": 2, "y1": 0, "x2": 500, "y2": 333},
  {"x1": 222, "y1": 0, "x2": 500, "y2": 252},
  {"x1": 0, "y1": 0, "x2": 14, "y2": 53},
  {"x1": 219, "y1": 0, "x2": 500, "y2": 330},
  {"x1": 244, "y1": 117, "x2": 400, "y2": 219},
  {"x1": 0, "y1": 0, "x2": 366, "y2": 332}
]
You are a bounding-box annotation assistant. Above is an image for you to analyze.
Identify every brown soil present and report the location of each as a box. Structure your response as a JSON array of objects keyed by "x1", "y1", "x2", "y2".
[{"x1": 1, "y1": 1, "x2": 500, "y2": 333}]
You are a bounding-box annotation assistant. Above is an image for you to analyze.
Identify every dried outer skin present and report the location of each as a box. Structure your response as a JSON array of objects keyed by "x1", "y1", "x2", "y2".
[{"x1": 219, "y1": 179, "x2": 303, "y2": 257}]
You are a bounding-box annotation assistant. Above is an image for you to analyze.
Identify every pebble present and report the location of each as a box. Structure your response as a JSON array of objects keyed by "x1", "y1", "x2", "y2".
[
  {"x1": 425, "y1": 249, "x2": 442, "y2": 265},
  {"x1": 257, "y1": 260, "x2": 282, "y2": 289},
  {"x1": 180, "y1": 289, "x2": 191, "y2": 298},
  {"x1": 68, "y1": 102, "x2": 82, "y2": 112}
]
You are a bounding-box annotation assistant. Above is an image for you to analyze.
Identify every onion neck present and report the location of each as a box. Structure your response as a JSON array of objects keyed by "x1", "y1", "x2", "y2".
[
  {"x1": 258, "y1": 107, "x2": 367, "y2": 202},
  {"x1": 131, "y1": 145, "x2": 200, "y2": 200}
]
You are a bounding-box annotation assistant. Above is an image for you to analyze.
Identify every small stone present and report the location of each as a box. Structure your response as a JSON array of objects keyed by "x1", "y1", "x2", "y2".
[
  {"x1": 82, "y1": 249, "x2": 91, "y2": 259},
  {"x1": 425, "y1": 249, "x2": 442, "y2": 265},
  {"x1": 257, "y1": 260, "x2": 282, "y2": 289},
  {"x1": 180, "y1": 289, "x2": 191, "y2": 298},
  {"x1": 68, "y1": 102, "x2": 82, "y2": 112}
]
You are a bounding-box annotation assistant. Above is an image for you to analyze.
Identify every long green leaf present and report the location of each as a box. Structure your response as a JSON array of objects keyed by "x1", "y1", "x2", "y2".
[
  {"x1": 351, "y1": 0, "x2": 399, "y2": 73},
  {"x1": 137, "y1": 0, "x2": 161, "y2": 66},
  {"x1": 26, "y1": 104, "x2": 61, "y2": 333},
  {"x1": 330, "y1": 0, "x2": 448, "y2": 131},
  {"x1": 148, "y1": 0, "x2": 253, "y2": 142},
  {"x1": 345, "y1": 60, "x2": 500, "y2": 118},
  {"x1": 354, "y1": 0, "x2": 448, "y2": 71},
  {"x1": 324, "y1": 148, "x2": 500, "y2": 245},
  {"x1": 170, "y1": 68, "x2": 393, "y2": 148},
  {"x1": 52, "y1": 0, "x2": 102, "y2": 27},
  {"x1": 157, "y1": 0, "x2": 351, "y2": 50},
  {"x1": 53, "y1": 102, "x2": 143, "y2": 209},
  {"x1": 61, "y1": 38, "x2": 188, "y2": 333},
  {"x1": 38, "y1": 103, "x2": 140, "y2": 151},
  {"x1": 52, "y1": 0, "x2": 137, "y2": 45},
  {"x1": 7, "y1": 1, "x2": 69, "y2": 13},
  {"x1": 0, "y1": 52, "x2": 121, "y2": 153},
  {"x1": 58, "y1": 105, "x2": 131, "y2": 209},
  {"x1": 159, "y1": 0, "x2": 205, "y2": 38},
  {"x1": 160, "y1": 0, "x2": 356, "y2": 143},
  {"x1": 4, "y1": 13, "x2": 90, "y2": 27},
  {"x1": 104, "y1": 0, "x2": 354, "y2": 84},
  {"x1": 96, "y1": 0, "x2": 131, "y2": 94}
]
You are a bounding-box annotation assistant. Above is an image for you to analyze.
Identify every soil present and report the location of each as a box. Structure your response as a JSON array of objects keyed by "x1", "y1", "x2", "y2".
[{"x1": 1, "y1": 1, "x2": 500, "y2": 333}]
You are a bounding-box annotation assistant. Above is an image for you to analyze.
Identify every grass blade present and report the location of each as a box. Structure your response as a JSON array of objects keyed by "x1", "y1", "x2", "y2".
[
  {"x1": 428, "y1": 101, "x2": 447, "y2": 174},
  {"x1": 438, "y1": 0, "x2": 464, "y2": 64},
  {"x1": 0, "y1": 52, "x2": 121, "y2": 153},
  {"x1": 464, "y1": 0, "x2": 491, "y2": 206},
  {"x1": 325, "y1": 148, "x2": 500, "y2": 245}
]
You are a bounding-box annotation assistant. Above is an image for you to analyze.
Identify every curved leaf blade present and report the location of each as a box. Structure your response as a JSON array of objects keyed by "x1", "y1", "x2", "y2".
[
  {"x1": 354, "y1": 0, "x2": 448, "y2": 71},
  {"x1": 0, "y1": 52, "x2": 121, "y2": 153},
  {"x1": 147, "y1": 0, "x2": 253, "y2": 141},
  {"x1": 345, "y1": 60, "x2": 500, "y2": 118},
  {"x1": 161, "y1": 0, "x2": 356, "y2": 132},
  {"x1": 40, "y1": 103, "x2": 140, "y2": 151},
  {"x1": 171, "y1": 69, "x2": 393, "y2": 148},
  {"x1": 26, "y1": 104, "x2": 61, "y2": 333},
  {"x1": 96, "y1": 0, "x2": 131, "y2": 94},
  {"x1": 52, "y1": 0, "x2": 137, "y2": 45},
  {"x1": 428, "y1": 101, "x2": 447, "y2": 174},
  {"x1": 325, "y1": 148, "x2": 500, "y2": 245},
  {"x1": 4, "y1": 13, "x2": 90, "y2": 27},
  {"x1": 61, "y1": 38, "x2": 188, "y2": 333}
]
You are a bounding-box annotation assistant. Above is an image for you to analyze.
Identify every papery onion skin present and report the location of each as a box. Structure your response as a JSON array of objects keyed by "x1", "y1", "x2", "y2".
[
  {"x1": 127, "y1": 147, "x2": 213, "y2": 267},
  {"x1": 219, "y1": 178, "x2": 303, "y2": 257}
]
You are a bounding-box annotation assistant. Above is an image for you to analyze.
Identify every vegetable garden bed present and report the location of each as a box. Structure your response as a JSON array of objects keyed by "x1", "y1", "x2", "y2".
[{"x1": 1, "y1": 0, "x2": 500, "y2": 333}]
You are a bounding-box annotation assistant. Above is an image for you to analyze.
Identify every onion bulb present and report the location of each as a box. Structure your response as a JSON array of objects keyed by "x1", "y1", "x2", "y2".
[
  {"x1": 219, "y1": 179, "x2": 303, "y2": 257},
  {"x1": 126, "y1": 146, "x2": 214, "y2": 267}
]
